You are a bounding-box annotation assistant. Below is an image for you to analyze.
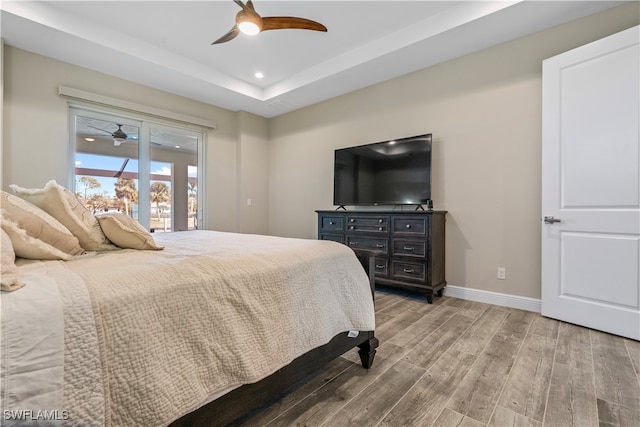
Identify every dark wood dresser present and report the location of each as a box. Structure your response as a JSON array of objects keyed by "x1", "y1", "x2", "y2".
[{"x1": 316, "y1": 210, "x2": 447, "y2": 303}]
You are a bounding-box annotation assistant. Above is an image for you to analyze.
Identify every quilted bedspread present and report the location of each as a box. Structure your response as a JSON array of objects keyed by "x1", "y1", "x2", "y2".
[{"x1": 0, "y1": 231, "x2": 375, "y2": 427}]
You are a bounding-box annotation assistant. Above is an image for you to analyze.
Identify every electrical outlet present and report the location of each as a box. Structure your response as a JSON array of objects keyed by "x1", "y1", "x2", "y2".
[{"x1": 497, "y1": 267, "x2": 506, "y2": 280}]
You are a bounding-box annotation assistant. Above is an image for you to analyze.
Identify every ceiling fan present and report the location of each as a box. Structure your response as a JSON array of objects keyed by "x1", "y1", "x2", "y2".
[
  {"x1": 212, "y1": 0, "x2": 327, "y2": 45},
  {"x1": 87, "y1": 124, "x2": 129, "y2": 146}
]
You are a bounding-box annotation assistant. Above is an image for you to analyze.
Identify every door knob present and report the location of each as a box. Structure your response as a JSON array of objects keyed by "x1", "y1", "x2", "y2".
[{"x1": 544, "y1": 216, "x2": 561, "y2": 224}]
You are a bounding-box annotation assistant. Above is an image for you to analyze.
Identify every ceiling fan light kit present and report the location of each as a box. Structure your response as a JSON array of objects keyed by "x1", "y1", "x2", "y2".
[
  {"x1": 111, "y1": 125, "x2": 128, "y2": 146},
  {"x1": 212, "y1": 0, "x2": 327, "y2": 44},
  {"x1": 238, "y1": 21, "x2": 260, "y2": 36},
  {"x1": 237, "y1": 9, "x2": 262, "y2": 35}
]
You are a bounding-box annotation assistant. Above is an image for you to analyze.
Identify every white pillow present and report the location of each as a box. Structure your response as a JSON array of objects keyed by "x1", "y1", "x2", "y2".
[
  {"x1": 97, "y1": 213, "x2": 164, "y2": 250},
  {"x1": 0, "y1": 210, "x2": 77, "y2": 261},
  {"x1": 1, "y1": 228, "x2": 24, "y2": 291},
  {"x1": 10, "y1": 180, "x2": 116, "y2": 252},
  {"x1": 1, "y1": 190, "x2": 84, "y2": 259}
]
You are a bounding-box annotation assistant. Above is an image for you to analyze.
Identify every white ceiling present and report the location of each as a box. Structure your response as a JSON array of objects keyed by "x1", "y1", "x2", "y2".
[{"x1": 0, "y1": 1, "x2": 629, "y2": 118}]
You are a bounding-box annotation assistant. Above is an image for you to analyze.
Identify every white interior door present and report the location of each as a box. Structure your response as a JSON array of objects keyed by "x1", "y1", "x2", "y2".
[{"x1": 541, "y1": 26, "x2": 640, "y2": 340}]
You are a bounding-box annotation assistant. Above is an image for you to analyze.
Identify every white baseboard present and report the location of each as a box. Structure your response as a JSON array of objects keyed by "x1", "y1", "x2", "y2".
[{"x1": 443, "y1": 285, "x2": 541, "y2": 313}]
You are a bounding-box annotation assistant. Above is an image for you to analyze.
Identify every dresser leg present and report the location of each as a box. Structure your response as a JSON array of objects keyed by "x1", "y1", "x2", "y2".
[{"x1": 426, "y1": 293, "x2": 433, "y2": 304}]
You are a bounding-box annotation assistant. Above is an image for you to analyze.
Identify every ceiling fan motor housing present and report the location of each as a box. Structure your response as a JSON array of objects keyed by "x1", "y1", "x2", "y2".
[{"x1": 236, "y1": 9, "x2": 262, "y2": 34}]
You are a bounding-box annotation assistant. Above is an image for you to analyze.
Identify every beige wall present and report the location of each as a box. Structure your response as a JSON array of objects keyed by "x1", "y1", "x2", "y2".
[
  {"x1": 268, "y1": 3, "x2": 640, "y2": 300},
  {"x1": 1, "y1": 46, "x2": 270, "y2": 233},
  {"x1": 236, "y1": 111, "x2": 270, "y2": 234}
]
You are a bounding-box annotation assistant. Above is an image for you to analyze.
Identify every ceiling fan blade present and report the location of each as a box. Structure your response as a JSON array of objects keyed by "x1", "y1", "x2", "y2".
[
  {"x1": 87, "y1": 125, "x2": 113, "y2": 135},
  {"x1": 114, "y1": 158, "x2": 130, "y2": 178},
  {"x1": 212, "y1": 26, "x2": 240, "y2": 44},
  {"x1": 245, "y1": 0, "x2": 256, "y2": 11},
  {"x1": 261, "y1": 17, "x2": 327, "y2": 32}
]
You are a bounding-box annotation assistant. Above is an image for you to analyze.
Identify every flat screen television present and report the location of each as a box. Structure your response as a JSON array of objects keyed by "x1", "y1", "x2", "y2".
[{"x1": 333, "y1": 133, "x2": 432, "y2": 207}]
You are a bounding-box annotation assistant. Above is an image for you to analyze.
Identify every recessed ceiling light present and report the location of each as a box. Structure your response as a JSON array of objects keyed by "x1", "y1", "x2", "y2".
[
  {"x1": 84, "y1": 137, "x2": 95, "y2": 142},
  {"x1": 254, "y1": 72, "x2": 264, "y2": 79},
  {"x1": 175, "y1": 145, "x2": 181, "y2": 148}
]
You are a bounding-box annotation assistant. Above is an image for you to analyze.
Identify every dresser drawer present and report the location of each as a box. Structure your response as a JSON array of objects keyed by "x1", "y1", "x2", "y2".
[
  {"x1": 392, "y1": 239, "x2": 427, "y2": 258},
  {"x1": 346, "y1": 236, "x2": 388, "y2": 254},
  {"x1": 346, "y1": 216, "x2": 389, "y2": 234},
  {"x1": 391, "y1": 260, "x2": 426, "y2": 282},
  {"x1": 373, "y1": 257, "x2": 389, "y2": 278},
  {"x1": 319, "y1": 234, "x2": 344, "y2": 244},
  {"x1": 392, "y1": 216, "x2": 428, "y2": 236},
  {"x1": 320, "y1": 216, "x2": 344, "y2": 232}
]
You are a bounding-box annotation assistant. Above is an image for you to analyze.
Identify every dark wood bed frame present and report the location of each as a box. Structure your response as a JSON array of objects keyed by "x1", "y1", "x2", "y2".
[
  {"x1": 170, "y1": 331, "x2": 378, "y2": 426},
  {"x1": 169, "y1": 254, "x2": 379, "y2": 427}
]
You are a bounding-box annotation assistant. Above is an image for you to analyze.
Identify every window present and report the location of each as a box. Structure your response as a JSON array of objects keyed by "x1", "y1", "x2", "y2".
[{"x1": 70, "y1": 107, "x2": 205, "y2": 232}]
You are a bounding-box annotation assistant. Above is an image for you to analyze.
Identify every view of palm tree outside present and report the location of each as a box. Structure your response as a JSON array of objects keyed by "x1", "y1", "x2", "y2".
[{"x1": 75, "y1": 152, "x2": 198, "y2": 232}]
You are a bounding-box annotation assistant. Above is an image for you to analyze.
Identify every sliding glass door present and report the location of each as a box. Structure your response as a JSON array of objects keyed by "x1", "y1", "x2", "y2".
[
  {"x1": 70, "y1": 107, "x2": 205, "y2": 232},
  {"x1": 148, "y1": 123, "x2": 200, "y2": 232}
]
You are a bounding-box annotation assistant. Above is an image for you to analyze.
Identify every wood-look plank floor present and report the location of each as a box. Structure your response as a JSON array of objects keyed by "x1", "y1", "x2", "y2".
[{"x1": 240, "y1": 289, "x2": 640, "y2": 427}]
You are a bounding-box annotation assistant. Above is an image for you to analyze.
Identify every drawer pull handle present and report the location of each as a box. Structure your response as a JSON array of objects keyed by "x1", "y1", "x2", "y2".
[
  {"x1": 376, "y1": 244, "x2": 385, "y2": 248},
  {"x1": 405, "y1": 224, "x2": 412, "y2": 229},
  {"x1": 378, "y1": 219, "x2": 383, "y2": 223},
  {"x1": 349, "y1": 226, "x2": 355, "y2": 230},
  {"x1": 403, "y1": 246, "x2": 415, "y2": 251},
  {"x1": 349, "y1": 242, "x2": 358, "y2": 246},
  {"x1": 349, "y1": 219, "x2": 355, "y2": 223},
  {"x1": 329, "y1": 221, "x2": 334, "y2": 225},
  {"x1": 375, "y1": 264, "x2": 386, "y2": 269},
  {"x1": 403, "y1": 268, "x2": 414, "y2": 273},
  {"x1": 378, "y1": 227, "x2": 384, "y2": 231}
]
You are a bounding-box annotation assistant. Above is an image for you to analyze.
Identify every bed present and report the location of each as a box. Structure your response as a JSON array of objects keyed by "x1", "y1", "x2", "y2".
[{"x1": 1, "y1": 229, "x2": 377, "y2": 427}]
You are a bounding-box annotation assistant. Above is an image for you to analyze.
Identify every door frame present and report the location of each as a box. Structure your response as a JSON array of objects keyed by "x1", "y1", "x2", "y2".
[{"x1": 68, "y1": 104, "x2": 207, "y2": 231}]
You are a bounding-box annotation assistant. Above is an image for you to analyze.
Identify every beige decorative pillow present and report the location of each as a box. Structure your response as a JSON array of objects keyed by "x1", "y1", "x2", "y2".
[
  {"x1": 1, "y1": 191, "x2": 84, "y2": 259},
  {"x1": 97, "y1": 213, "x2": 164, "y2": 250},
  {"x1": 10, "y1": 180, "x2": 116, "y2": 252},
  {"x1": 1, "y1": 228, "x2": 24, "y2": 291}
]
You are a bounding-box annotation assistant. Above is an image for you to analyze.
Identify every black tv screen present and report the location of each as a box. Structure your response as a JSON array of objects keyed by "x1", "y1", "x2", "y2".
[{"x1": 333, "y1": 133, "x2": 432, "y2": 206}]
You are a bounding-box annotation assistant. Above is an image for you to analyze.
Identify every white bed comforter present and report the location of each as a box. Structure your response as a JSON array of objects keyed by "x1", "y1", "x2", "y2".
[{"x1": 0, "y1": 231, "x2": 375, "y2": 427}]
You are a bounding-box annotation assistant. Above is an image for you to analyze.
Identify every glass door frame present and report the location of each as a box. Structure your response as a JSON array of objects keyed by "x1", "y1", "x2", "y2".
[
  {"x1": 144, "y1": 121, "x2": 205, "y2": 232},
  {"x1": 68, "y1": 105, "x2": 207, "y2": 231}
]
